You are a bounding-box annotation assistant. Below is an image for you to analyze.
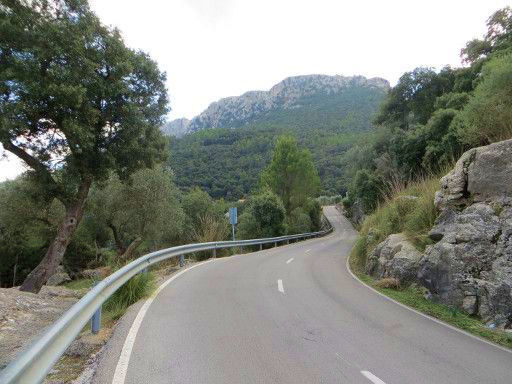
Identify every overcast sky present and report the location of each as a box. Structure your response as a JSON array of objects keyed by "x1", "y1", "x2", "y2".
[{"x1": 1, "y1": 0, "x2": 510, "y2": 180}]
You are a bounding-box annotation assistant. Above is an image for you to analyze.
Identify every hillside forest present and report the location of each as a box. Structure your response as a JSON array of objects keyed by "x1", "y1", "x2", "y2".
[{"x1": 1, "y1": 2, "x2": 511, "y2": 295}]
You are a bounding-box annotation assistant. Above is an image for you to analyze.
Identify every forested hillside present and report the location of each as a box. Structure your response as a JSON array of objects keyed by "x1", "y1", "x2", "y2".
[{"x1": 168, "y1": 80, "x2": 388, "y2": 199}]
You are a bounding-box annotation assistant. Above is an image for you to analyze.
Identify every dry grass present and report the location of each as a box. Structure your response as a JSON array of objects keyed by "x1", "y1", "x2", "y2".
[{"x1": 375, "y1": 277, "x2": 400, "y2": 289}]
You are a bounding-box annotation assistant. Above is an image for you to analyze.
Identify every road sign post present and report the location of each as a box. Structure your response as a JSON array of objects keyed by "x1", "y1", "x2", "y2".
[{"x1": 229, "y1": 207, "x2": 237, "y2": 241}]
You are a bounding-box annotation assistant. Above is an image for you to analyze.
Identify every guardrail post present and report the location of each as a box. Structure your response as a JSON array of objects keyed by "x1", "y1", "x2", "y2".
[
  {"x1": 259, "y1": 243, "x2": 262, "y2": 251},
  {"x1": 213, "y1": 247, "x2": 217, "y2": 258},
  {"x1": 91, "y1": 306, "x2": 102, "y2": 334},
  {"x1": 179, "y1": 254, "x2": 184, "y2": 267},
  {"x1": 274, "y1": 241, "x2": 278, "y2": 247},
  {"x1": 90, "y1": 281, "x2": 102, "y2": 334}
]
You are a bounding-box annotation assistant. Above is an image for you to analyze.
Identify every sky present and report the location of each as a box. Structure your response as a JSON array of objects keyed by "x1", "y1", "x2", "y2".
[{"x1": 0, "y1": 0, "x2": 510, "y2": 180}]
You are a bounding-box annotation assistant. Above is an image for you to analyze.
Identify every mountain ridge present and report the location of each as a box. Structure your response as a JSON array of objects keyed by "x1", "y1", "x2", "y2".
[{"x1": 162, "y1": 74, "x2": 389, "y2": 136}]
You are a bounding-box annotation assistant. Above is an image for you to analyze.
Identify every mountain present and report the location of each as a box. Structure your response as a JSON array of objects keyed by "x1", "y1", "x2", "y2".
[
  {"x1": 166, "y1": 74, "x2": 390, "y2": 199},
  {"x1": 162, "y1": 75, "x2": 388, "y2": 136},
  {"x1": 161, "y1": 118, "x2": 190, "y2": 137}
]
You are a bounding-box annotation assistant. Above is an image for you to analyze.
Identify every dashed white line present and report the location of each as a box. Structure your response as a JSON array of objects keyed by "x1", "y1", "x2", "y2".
[
  {"x1": 286, "y1": 258, "x2": 294, "y2": 264},
  {"x1": 277, "y1": 279, "x2": 285, "y2": 294},
  {"x1": 361, "y1": 370, "x2": 387, "y2": 384},
  {"x1": 305, "y1": 249, "x2": 311, "y2": 253}
]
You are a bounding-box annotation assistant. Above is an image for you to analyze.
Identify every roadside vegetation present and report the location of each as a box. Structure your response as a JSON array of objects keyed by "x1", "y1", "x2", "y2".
[
  {"x1": 347, "y1": 6, "x2": 512, "y2": 349},
  {"x1": 350, "y1": 176, "x2": 440, "y2": 273}
]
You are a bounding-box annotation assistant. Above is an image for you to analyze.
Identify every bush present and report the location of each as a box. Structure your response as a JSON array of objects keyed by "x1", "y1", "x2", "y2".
[
  {"x1": 375, "y1": 277, "x2": 400, "y2": 289},
  {"x1": 104, "y1": 272, "x2": 155, "y2": 320},
  {"x1": 350, "y1": 175, "x2": 440, "y2": 271},
  {"x1": 457, "y1": 52, "x2": 512, "y2": 145},
  {"x1": 287, "y1": 208, "x2": 312, "y2": 234},
  {"x1": 238, "y1": 191, "x2": 286, "y2": 239}
]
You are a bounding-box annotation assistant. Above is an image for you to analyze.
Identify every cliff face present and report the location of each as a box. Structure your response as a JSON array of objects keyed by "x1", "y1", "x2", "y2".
[
  {"x1": 162, "y1": 74, "x2": 389, "y2": 136},
  {"x1": 366, "y1": 139, "x2": 512, "y2": 329}
]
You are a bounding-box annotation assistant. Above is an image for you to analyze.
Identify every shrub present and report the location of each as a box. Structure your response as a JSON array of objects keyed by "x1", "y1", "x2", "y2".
[
  {"x1": 287, "y1": 208, "x2": 312, "y2": 234},
  {"x1": 104, "y1": 272, "x2": 155, "y2": 319},
  {"x1": 351, "y1": 175, "x2": 441, "y2": 271},
  {"x1": 375, "y1": 277, "x2": 400, "y2": 289}
]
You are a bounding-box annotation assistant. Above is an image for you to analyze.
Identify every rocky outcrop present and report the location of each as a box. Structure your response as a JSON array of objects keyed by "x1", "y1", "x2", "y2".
[
  {"x1": 160, "y1": 117, "x2": 190, "y2": 137},
  {"x1": 366, "y1": 233, "x2": 423, "y2": 284},
  {"x1": 46, "y1": 265, "x2": 71, "y2": 286},
  {"x1": 0, "y1": 286, "x2": 82, "y2": 369},
  {"x1": 435, "y1": 139, "x2": 512, "y2": 209},
  {"x1": 162, "y1": 74, "x2": 390, "y2": 135},
  {"x1": 419, "y1": 139, "x2": 512, "y2": 328}
]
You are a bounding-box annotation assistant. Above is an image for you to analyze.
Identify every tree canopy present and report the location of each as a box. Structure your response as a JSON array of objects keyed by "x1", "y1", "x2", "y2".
[
  {"x1": 261, "y1": 136, "x2": 321, "y2": 213},
  {"x1": 0, "y1": 0, "x2": 168, "y2": 292}
]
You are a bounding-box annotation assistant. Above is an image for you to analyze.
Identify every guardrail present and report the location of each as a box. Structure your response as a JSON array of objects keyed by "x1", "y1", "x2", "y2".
[{"x1": 0, "y1": 224, "x2": 333, "y2": 384}]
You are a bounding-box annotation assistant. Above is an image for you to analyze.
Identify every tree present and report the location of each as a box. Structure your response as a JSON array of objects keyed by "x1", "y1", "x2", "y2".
[
  {"x1": 461, "y1": 7, "x2": 512, "y2": 64},
  {"x1": 261, "y1": 136, "x2": 321, "y2": 213},
  {"x1": 89, "y1": 167, "x2": 184, "y2": 262},
  {"x1": 348, "y1": 169, "x2": 386, "y2": 213},
  {"x1": 238, "y1": 191, "x2": 286, "y2": 239},
  {"x1": 457, "y1": 52, "x2": 512, "y2": 146},
  {"x1": 0, "y1": 1, "x2": 168, "y2": 292}
]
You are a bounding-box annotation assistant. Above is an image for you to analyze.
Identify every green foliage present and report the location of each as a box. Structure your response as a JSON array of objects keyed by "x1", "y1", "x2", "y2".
[
  {"x1": 457, "y1": 52, "x2": 512, "y2": 146},
  {"x1": 261, "y1": 136, "x2": 321, "y2": 213},
  {"x1": 104, "y1": 272, "x2": 155, "y2": 320},
  {"x1": 0, "y1": 0, "x2": 168, "y2": 198},
  {"x1": 89, "y1": 167, "x2": 185, "y2": 259},
  {"x1": 169, "y1": 86, "x2": 386, "y2": 198},
  {"x1": 350, "y1": 176, "x2": 440, "y2": 273},
  {"x1": 346, "y1": 169, "x2": 386, "y2": 213},
  {"x1": 287, "y1": 208, "x2": 312, "y2": 234},
  {"x1": 238, "y1": 191, "x2": 286, "y2": 239}
]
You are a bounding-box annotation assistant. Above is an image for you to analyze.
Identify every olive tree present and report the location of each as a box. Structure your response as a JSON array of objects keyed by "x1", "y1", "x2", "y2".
[{"x1": 0, "y1": 0, "x2": 168, "y2": 292}]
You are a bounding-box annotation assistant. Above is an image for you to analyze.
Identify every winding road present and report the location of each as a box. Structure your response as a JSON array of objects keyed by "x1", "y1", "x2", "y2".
[{"x1": 93, "y1": 206, "x2": 511, "y2": 384}]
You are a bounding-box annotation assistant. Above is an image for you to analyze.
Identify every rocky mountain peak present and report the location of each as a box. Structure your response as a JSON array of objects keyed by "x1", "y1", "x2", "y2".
[{"x1": 161, "y1": 74, "x2": 389, "y2": 136}]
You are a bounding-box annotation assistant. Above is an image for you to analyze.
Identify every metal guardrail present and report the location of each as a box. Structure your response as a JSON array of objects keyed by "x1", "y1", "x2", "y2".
[{"x1": 0, "y1": 225, "x2": 333, "y2": 384}]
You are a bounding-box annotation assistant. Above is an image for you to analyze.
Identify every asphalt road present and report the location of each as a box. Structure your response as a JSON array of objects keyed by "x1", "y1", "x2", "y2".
[{"x1": 94, "y1": 206, "x2": 511, "y2": 384}]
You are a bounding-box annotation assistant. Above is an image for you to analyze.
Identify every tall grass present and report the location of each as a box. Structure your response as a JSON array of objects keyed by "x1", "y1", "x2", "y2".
[
  {"x1": 104, "y1": 272, "x2": 155, "y2": 320},
  {"x1": 350, "y1": 175, "x2": 440, "y2": 273}
]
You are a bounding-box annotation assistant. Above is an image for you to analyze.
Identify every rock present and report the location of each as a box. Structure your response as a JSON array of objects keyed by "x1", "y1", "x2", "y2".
[
  {"x1": 46, "y1": 266, "x2": 71, "y2": 286},
  {"x1": 418, "y1": 140, "x2": 512, "y2": 327},
  {"x1": 436, "y1": 139, "x2": 512, "y2": 209},
  {"x1": 80, "y1": 266, "x2": 112, "y2": 281},
  {"x1": 0, "y1": 287, "x2": 79, "y2": 369},
  {"x1": 462, "y1": 295, "x2": 478, "y2": 315},
  {"x1": 350, "y1": 199, "x2": 366, "y2": 226},
  {"x1": 366, "y1": 233, "x2": 423, "y2": 284},
  {"x1": 163, "y1": 75, "x2": 390, "y2": 135}
]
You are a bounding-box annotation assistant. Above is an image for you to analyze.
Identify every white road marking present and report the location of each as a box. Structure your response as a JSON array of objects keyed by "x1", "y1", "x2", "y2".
[
  {"x1": 361, "y1": 370, "x2": 387, "y2": 384},
  {"x1": 112, "y1": 260, "x2": 213, "y2": 384},
  {"x1": 305, "y1": 249, "x2": 311, "y2": 253},
  {"x1": 286, "y1": 258, "x2": 294, "y2": 264},
  {"x1": 277, "y1": 279, "x2": 285, "y2": 294}
]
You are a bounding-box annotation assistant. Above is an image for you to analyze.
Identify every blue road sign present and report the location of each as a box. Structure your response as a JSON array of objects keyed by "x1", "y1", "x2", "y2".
[{"x1": 229, "y1": 207, "x2": 238, "y2": 225}]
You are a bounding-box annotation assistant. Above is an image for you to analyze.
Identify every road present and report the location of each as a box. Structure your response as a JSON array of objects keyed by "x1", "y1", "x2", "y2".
[{"x1": 94, "y1": 206, "x2": 511, "y2": 384}]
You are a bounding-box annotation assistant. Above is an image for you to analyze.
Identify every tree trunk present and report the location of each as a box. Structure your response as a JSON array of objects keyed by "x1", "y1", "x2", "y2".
[
  {"x1": 19, "y1": 178, "x2": 92, "y2": 293},
  {"x1": 120, "y1": 236, "x2": 143, "y2": 262}
]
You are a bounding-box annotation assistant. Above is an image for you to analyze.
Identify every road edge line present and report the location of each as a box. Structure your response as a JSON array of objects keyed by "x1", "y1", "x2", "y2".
[
  {"x1": 344, "y1": 253, "x2": 512, "y2": 354},
  {"x1": 111, "y1": 259, "x2": 215, "y2": 384}
]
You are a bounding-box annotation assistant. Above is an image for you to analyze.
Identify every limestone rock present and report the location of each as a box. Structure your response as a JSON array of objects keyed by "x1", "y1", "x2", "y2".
[
  {"x1": 162, "y1": 74, "x2": 390, "y2": 135},
  {"x1": 435, "y1": 139, "x2": 512, "y2": 209},
  {"x1": 418, "y1": 140, "x2": 512, "y2": 328},
  {"x1": 366, "y1": 233, "x2": 423, "y2": 284},
  {"x1": 0, "y1": 287, "x2": 79, "y2": 369},
  {"x1": 80, "y1": 266, "x2": 112, "y2": 281},
  {"x1": 46, "y1": 265, "x2": 71, "y2": 286}
]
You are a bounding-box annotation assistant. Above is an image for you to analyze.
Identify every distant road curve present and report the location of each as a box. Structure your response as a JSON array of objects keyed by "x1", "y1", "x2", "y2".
[{"x1": 93, "y1": 206, "x2": 511, "y2": 384}]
